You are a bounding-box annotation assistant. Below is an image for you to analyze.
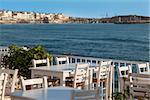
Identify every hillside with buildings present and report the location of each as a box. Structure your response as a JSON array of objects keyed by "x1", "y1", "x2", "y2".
[
  {"x1": 0, "y1": 10, "x2": 150, "y2": 24},
  {"x1": 0, "y1": 10, "x2": 69, "y2": 24}
]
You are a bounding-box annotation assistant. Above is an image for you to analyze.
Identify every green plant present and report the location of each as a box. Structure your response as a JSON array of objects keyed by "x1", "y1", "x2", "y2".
[
  {"x1": 113, "y1": 92, "x2": 124, "y2": 100},
  {"x1": 112, "y1": 77, "x2": 132, "y2": 100},
  {"x1": 3, "y1": 44, "x2": 51, "y2": 78}
]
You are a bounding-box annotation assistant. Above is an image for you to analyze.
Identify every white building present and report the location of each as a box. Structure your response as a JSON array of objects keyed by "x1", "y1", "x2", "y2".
[
  {"x1": 13, "y1": 12, "x2": 35, "y2": 20},
  {"x1": 2, "y1": 10, "x2": 13, "y2": 18}
]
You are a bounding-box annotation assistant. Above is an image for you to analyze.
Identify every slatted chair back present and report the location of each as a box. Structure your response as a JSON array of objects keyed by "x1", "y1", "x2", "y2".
[
  {"x1": 55, "y1": 56, "x2": 69, "y2": 65},
  {"x1": 137, "y1": 63, "x2": 150, "y2": 74},
  {"x1": 71, "y1": 89, "x2": 99, "y2": 100},
  {"x1": 129, "y1": 73, "x2": 150, "y2": 99},
  {"x1": 73, "y1": 63, "x2": 89, "y2": 90},
  {"x1": 1, "y1": 69, "x2": 18, "y2": 95},
  {"x1": 117, "y1": 65, "x2": 132, "y2": 93},
  {"x1": 32, "y1": 58, "x2": 50, "y2": 68},
  {"x1": 20, "y1": 76, "x2": 48, "y2": 91},
  {"x1": 100, "y1": 60, "x2": 112, "y2": 67},
  {"x1": 0, "y1": 73, "x2": 8, "y2": 100},
  {"x1": 118, "y1": 65, "x2": 132, "y2": 78},
  {"x1": 97, "y1": 60, "x2": 112, "y2": 81},
  {"x1": 95, "y1": 61, "x2": 113, "y2": 100}
]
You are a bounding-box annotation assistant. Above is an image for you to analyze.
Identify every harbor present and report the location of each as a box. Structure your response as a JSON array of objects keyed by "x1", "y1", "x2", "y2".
[{"x1": 0, "y1": 0, "x2": 150, "y2": 100}]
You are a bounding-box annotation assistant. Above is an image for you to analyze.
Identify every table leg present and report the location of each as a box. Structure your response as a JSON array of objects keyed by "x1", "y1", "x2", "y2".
[
  {"x1": 89, "y1": 69, "x2": 93, "y2": 90},
  {"x1": 31, "y1": 70, "x2": 35, "y2": 78},
  {"x1": 60, "y1": 72, "x2": 66, "y2": 86}
]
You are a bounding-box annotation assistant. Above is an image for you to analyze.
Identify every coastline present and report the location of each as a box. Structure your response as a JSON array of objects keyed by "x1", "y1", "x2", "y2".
[
  {"x1": 0, "y1": 22, "x2": 150, "y2": 24},
  {"x1": 1, "y1": 10, "x2": 150, "y2": 24}
]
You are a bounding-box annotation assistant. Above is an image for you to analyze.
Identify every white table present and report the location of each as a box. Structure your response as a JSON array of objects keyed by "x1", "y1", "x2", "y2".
[
  {"x1": 30, "y1": 63, "x2": 99, "y2": 90},
  {"x1": 11, "y1": 86, "x2": 79, "y2": 100}
]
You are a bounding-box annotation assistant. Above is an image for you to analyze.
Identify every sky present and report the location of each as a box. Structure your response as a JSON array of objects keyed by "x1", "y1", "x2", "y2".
[{"x1": 0, "y1": 0, "x2": 149, "y2": 18}]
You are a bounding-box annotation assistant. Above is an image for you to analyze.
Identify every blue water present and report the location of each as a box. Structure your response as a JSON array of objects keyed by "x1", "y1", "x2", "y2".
[{"x1": 0, "y1": 24, "x2": 149, "y2": 61}]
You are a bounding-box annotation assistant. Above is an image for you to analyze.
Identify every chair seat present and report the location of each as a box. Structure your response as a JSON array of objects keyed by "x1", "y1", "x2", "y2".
[
  {"x1": 92, "y1": 78, "x2": 97, "y2": 83},
  {"x1": 66, "y1": 76, "x2": 74, "y2": 79},
  {"x1": 66, "y1": 81, "x2": 85, "y2": 89},
  {"x1": 65, "y1": 76, "x2": 74, "y2": 82},
  {"x1": 92, "y1": 78, "x2": 107, "y2": 83},
  {"x1": 48, "y1": 79, "x2": 59, "y2": 86}
]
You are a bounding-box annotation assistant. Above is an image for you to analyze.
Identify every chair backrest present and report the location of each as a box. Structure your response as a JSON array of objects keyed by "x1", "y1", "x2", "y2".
[
  {"x1": 20, "y1": 76, "x2": 48, "y2": 91},
  {"x1": 129, "y1": 73, "x2": 150, "y2": 99},
  {"x1": 55, "y1": 56, "x2": 69, "y2": 65},
  {"x1": 1, "y1": 69, "x2": 18, "y2": 95},
  {"x1": 97, "y1": 60, "x2": 112, "y2": 80},
  {"x1": 0, "y1": 73, "x2": 8, "y2": 100},
  {"x1": 96, "y1": 61, "x2": 113, "y2": 100},
  {"x1": 73, "y1": 63, "x2": 89, "y2": 89},
  {"x1": 100, "y1": 60, "x2": 112, "y2": 67},
  {"x1": 71, "y1": 89, "x2": 99, "y2": 100},
  {"x1": 32, "y1": 58, "x2": 50, "y2": 68},
  {"x1": 137, "y1": 63, "x2": 150, "y2": 74},
  {"x1": 118, "y1": 65, "x2": 132, "y2": 78},
  {"x1": 117, "y1": 65, "x2": 132, "y2": 93}
]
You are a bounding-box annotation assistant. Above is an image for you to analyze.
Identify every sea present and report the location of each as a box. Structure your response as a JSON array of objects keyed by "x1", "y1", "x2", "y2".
[{"x1": 0, "y1": 24, "x2": 149, "y2": 62}]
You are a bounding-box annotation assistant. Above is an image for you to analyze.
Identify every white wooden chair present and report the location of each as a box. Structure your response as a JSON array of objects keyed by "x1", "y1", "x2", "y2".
[
  {"x1": 129, "y1": 73, "x2": 150, "y2": 99},
  {"x1": 66, "y1": 63, "x2": 89, "y2": 90},
  {"x1": 71, "y1": 89, "x2": 99, "y2": 100},
  {"x1": 20, "y1": 76, "x2": 48, "y2": 91},
  {"x1": 0, "y1": 73, "x2": 8, "y2": 100},
  {"x1": 117, "y1": 65, "x2": 132, "y2": 93},
  {"x1": 93, "y1": 61, "x2": 112, "y2": 88},
  {"x1": 32, "y1": 58, "x2": 50, "y2": 68},
  {"x1": 137, "y1": 63, "x2": 150, "y2": 74},
  {"x1": 55, "y1": 56, "x2": 69, "y2": 65},
  {"x1": 1, "y1": 69, "x2": 18, "y2": 95},
  {"x1": 74, "y1": 63, "x2": 89, "y2": 90},
  {"x1": 92, "y1": 60, "x2": 113, "y2": 100}
]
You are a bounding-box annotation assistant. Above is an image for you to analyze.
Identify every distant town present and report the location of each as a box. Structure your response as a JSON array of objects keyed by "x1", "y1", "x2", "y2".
[{"x1": 0, "y1": 10, "x2": 150, "y2": 24}]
